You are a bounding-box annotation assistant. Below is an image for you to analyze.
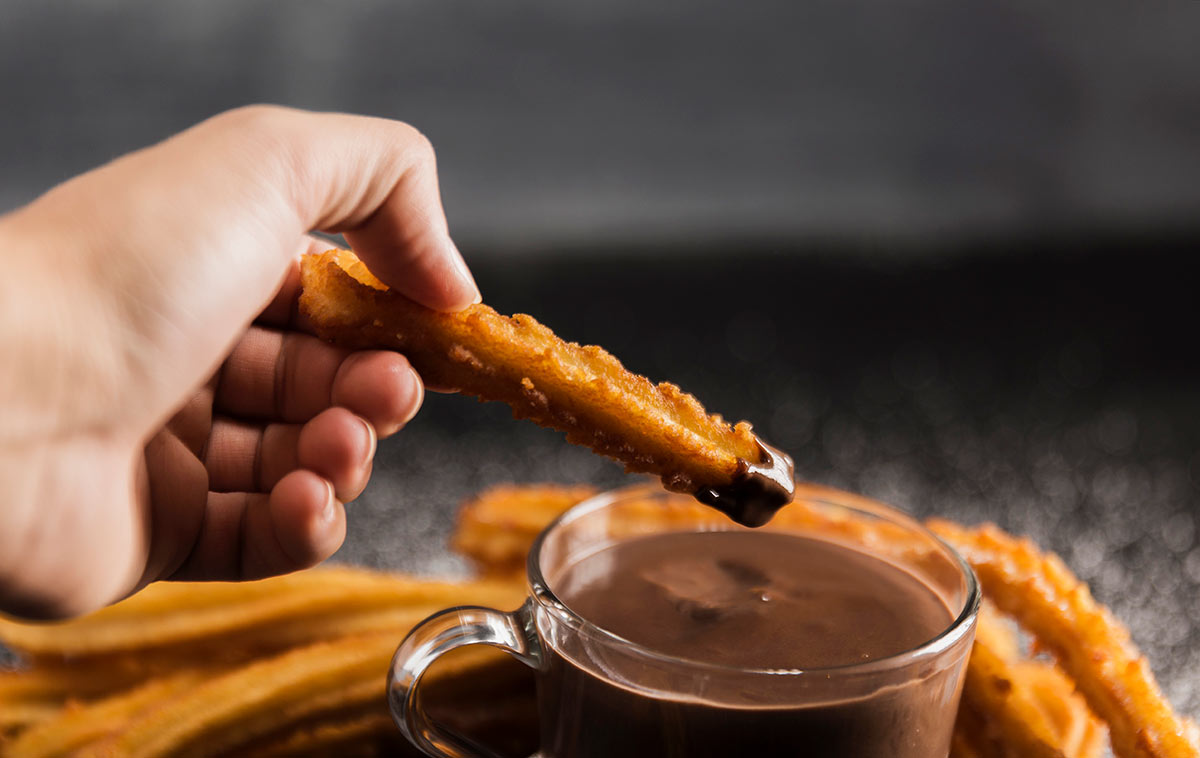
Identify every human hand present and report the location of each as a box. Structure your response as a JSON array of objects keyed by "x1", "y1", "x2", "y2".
[{"x1": 0, "y1": 106, "x2": 478, "y2": 619}]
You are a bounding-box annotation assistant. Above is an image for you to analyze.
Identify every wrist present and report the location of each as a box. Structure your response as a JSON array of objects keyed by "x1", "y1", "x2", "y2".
[{"x1": 0, "y1": 432, "x2": 141, "y2": 619}]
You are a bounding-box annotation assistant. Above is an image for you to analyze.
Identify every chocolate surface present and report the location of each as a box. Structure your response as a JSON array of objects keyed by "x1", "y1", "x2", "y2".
[
  {"x1": 694, "y1": 438, "x2": 795, "y2": 527},
  {"x1": 539, "y1": 530, "x2": 964, "y2": 757},
  {"x1": 558, "y1": 531, "x2": 950, "y2": 670}
]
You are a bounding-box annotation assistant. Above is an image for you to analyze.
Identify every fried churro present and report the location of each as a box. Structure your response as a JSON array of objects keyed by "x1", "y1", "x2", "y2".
[
  {"x1": 6, "y1": 671, "x2": 205, "y2": 758},
  {"x1": 453, "y1": 484, "x2": 599, "y2": 575},
  {"x1": 957, "y1": 603, "x2": 1099, "y2": 758},
  {"x1": 0, "y1": 567, "x2": 524, "y2": 747},
  {"x1": 452, "y1": 481, "x2": 931, "y2": 571},
  {"x1": 238, "y1": 713, "x2": 398, "y2": 758},
  {"x1": 0, "y1": 566, "x2": 520, "y2": 660},
  {"x1": 299, "y1": 249, "x2": 793, "y2": 525},
  {"x1": 66, "y1": 637, "x2": 530, "y2": 758},
  {"x1": 931, "y1": 520, "x2": 1200, "y2": 758},
  {"x1": 950, "y1": 636, "x2": 1106, "y2": 758},
  {"x1": 0, "y1": 658, "x2": 156, "y2": 734}
]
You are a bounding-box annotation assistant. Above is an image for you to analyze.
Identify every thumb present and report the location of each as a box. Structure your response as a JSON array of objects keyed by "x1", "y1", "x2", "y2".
[{"x1": 269, "y1": 108, "x2": 481, "y2": 311}]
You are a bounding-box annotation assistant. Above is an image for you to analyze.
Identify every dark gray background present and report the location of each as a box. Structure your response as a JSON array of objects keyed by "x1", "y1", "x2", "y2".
[
  {"x1": 3, "y1": 1, "x2": 1199, "y2": 247},
  {"x1": 2, "y1": 0, "x2": 1197, "y2": 723}
]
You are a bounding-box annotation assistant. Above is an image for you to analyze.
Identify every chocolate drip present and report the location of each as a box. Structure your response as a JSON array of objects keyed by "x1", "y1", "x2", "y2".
[{"x1": 694, "y1": 438, "x2": 795, "y2": 527}]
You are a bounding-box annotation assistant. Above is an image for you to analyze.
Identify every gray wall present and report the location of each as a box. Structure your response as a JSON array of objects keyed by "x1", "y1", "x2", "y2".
[{"x1": 2, "y1": 1, "x2": 1198, "y2": 253}]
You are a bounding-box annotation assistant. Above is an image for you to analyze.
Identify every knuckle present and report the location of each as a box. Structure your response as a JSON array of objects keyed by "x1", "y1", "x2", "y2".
[
  {"x1": 218, "y1": 104, "x2": 293, "y2": 132},
  {"x1": 396, "y1": 123, "x2": 436, "y2": 167}
]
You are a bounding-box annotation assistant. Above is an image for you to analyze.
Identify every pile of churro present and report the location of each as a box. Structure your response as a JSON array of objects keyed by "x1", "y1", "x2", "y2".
[
  {"x1": 0, "y1": 483, "x2": 1194, "y2": 757},
  {"x1": 0, "y1": 564, "x2": 535, "y2": 758}
]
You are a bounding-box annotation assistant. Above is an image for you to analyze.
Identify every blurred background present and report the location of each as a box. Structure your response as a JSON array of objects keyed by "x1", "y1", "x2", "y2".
[{"x1": 2, "y1": 0, "x2": 1198, "y2": 717}]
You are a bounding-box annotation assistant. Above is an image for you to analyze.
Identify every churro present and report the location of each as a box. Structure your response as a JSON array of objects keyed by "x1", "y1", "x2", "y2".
[
  {"x1": 299, "y1": 249, "x2": 793, "y2": 525},
  {"x1": 0, "y1": 565, "x2": 520, "y2": 660},
  {"x1": 61, "y1": 636, "x2": 529, "y2": 758},
  {"x1": 6, "y1": 671, "x2": 205, "y2": 758},
  {"x1": 0, "y1": 567, "x2": 524, "y2": 745},
  {"x1": 452, "y1": 481, "x2": 930, "y2": 570},
  {"x1": 956, "y1": 603, "x2": 1097, "y2": 758},
  {"x1": 453, "y1": 484, "x2": 598, "y2": 575},
  {"x1": 931, "y1": 520, "x2": 1199, "y2": 758}
]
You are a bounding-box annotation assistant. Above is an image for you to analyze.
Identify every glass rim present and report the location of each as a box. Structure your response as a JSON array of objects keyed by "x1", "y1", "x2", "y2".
[{"x1": 525, "y1": 482, "x2": 981, "y2": 679}]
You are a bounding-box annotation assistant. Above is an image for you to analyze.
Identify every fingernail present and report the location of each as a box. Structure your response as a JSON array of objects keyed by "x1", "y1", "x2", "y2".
[
  {"x1": 357, "y1": 415, "x2": 378, "y2": 463},
  {"x1": 446, "y1": 238, "x2": 482, "y2": 305},
  {"x1": 321, "y1": 479, "x2": 337, "y2": 522},
  {"x1": 402, "y1": 367, "x2": 424, "y2": 426}
]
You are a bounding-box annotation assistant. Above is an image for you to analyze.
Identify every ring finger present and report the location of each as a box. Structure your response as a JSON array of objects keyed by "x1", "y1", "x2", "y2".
[{"x1": 204, "y1": 407, "x2": 376, "y2": 501}]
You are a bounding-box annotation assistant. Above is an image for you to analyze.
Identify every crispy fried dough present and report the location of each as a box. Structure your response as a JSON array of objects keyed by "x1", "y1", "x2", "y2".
[
  {"x1": 0, "y1": 566, "x2": 519, "y2": 659},
  {"x1": 0, "y1": 568, "x2": 524, "y2": 746},
  {"x1": 958, "y1": 604, "x2": 1086, "y2": 758},
  {"x1": 6, "y1": 671, "x2": 204, "y2": 758},
  {"x1": 238, "y1": 713, "x2": 397, "y2": 758},
  {"x1": 299, "y1": 249, "x2": 786, "y2": 508},
  {"x1": 67, "y1": 638, "x2": 529, "y2": 758},
  {"x1": 453, "y1": 484, "x2": 598, "y2": 574},
  {"x1": 69, "y1": 634, "x2": 386, "y2": 758},
  {"x1": 452, "y1": 481, "x2": 931, "y2": 571},
  {"x1": 931, "y1": 520, "x2": 1200, "y2": 758}
]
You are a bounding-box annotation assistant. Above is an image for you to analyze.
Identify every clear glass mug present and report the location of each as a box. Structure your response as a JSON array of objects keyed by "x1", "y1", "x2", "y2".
[{"x1": 388, "y1": 483, "x2": 980, "y2": 758}]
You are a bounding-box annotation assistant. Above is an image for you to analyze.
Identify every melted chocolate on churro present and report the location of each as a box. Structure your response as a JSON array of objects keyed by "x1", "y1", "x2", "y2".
[{"x1": 694, "y1": 438, "x2": 795, "y2": 527}]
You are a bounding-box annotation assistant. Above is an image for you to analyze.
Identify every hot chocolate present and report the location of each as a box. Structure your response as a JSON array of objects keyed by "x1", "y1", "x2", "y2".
[{"x1": 538, "y1": 530, "x2": 961, "y2": 757}]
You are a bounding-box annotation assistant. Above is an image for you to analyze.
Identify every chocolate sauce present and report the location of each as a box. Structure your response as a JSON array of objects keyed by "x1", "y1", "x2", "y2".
[
  {"x1": 538, "y1": 530, "x2": 964, "y2": 758},
  {"x1": 695, "y1": 438, "x2": 795, "y2": 527}
]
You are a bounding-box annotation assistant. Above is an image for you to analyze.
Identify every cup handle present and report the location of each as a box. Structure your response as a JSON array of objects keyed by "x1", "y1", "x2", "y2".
[{"x1": 388, "y1": 599, "x2": 542, "y2": 758}]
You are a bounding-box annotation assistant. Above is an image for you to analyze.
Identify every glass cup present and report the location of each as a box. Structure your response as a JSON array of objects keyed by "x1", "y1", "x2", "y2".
[{"x1": 389, "y1": 483, "x2": 979, "y2": 758}]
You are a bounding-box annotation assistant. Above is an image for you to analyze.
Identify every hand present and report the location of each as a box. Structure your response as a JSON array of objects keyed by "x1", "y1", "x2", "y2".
[{"x1": 0, "y1": 106, "x2": 479, "y2": 619}]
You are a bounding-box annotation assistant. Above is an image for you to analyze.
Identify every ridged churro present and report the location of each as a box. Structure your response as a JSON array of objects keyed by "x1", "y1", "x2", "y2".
[
  {"x1": 955, "y1": 603, "x2": 1104, "y2": 758},
  {"x1": 299, "y1": 249, "x2": 793, "y2": 526},
  {"x1": 452, "y1": 481, "x2": 931, "y2": 571},
  {"x1": 931, "y1": 520, "x2": 1199, "y2": 758},
  {"x1": 6, "y1": 671, "x2": 205, "y2": 758},
  {"x1": 452, "y1": 484, "x2": 599, "y2": 575},
  {"x1": 0, "y1": 566, "x2": 525, "y2": 748},
  {"x1": 0, "y1": 565, "x2": 519, "y2": 661}
]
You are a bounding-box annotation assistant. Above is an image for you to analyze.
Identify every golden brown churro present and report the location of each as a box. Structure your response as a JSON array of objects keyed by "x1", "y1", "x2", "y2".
[
  {"x1": 0, "y1": 566, "x2": 519, "y2": 660},
  {"x1": 6, "y1": 671, "x2": 205, "y2": 758},
  {"x1": 452, "y1": 481, "x2": 930, "y2": 571},
  {"x1": 931, "y1": 520, "x2": 1200, "y2": 758},
  {"x1": 299, "y1": 249, "x2": 793, "y2": 525},
  {"x1": 0, "y1": 567, "x2": 525, "y2": 750},
  {"x1": 237, "y1": 713, "x2": 398, "y2": 758},
  {"x1": 956, "y1": 603, "x2": 1098, "y2": 758},
  {"x1": 452, "y1": 484, "x2": 599, "y2": 574}
]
